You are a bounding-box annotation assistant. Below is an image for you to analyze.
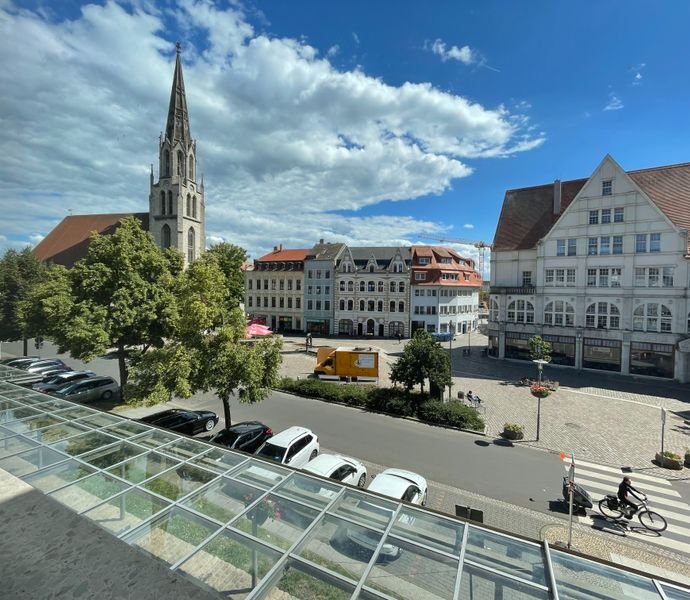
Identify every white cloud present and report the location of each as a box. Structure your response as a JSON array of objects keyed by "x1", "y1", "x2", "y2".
[
  {"x1": 326, "y1": 44, "x2": 339, "y2": 58},
  {"x1": 430, "y1": 39, "x2": 476, "y2": 65},
  {"x1": 0, "y1": 1, "x2": 543, "y2": 258},
  {"x1": 630, "y1": 62, "x2": 645, "y2": 86},
  {"x1": 352, "y1": 32, "x2": 360, "y2": 46},
  {"x1": 603, "y1": 92, "x2": 624, "y2": 111},
  {"x1": 463, "y1": 223, "x2": 474, "y2": 229}
]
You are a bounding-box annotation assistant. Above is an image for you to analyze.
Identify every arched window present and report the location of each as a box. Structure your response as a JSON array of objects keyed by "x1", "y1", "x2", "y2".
[
  {"x1": 544, "y1": 301, "x2": 575, "y2": 327},
  {"x1": 188, "y1": 155, "x2": 194, "y2": 180},
  {"x1": 369, "y1": 265, "x2": 375, "y2": 273},
  {"x1": 368, "y1": 281, "x2": 375, "y2": 292},
  {"x1": 192, "y1": 196, "x2": 197, "y2": 219},
  {"x1": 633, "y1": 304, "x2": 672, "y2": 332},
  {"x1": 160, "y1": 191, "x2": 166, "y2": 215},
  {"x1": 347, "y1": 281, "x2": 354, "y2": 292},
  {"x1": 339, "y1": 299, "x2": 345, "y2": 311},
  {"x1": 359, "y1": 300, "x2": 365, "y2": 311},
  {"x1": 359, "y1": 281, "x2": 365, "y2": 292},
  {"x1": 390, "y1": 301, "x2": 396, "y2": 312},
  {"x1": 398, "y1": 282, "x2": 405, "y2": 293},
  {"x1": 398, "y1": 301, "x2": 404, "y2": 312},
  {"x1": 168, "y1": 191, "x2": 173, "y2": 215},
  {"x1": 161, "y1": 224, "x2": 171, "y2": 249},
  {"x1": 368, "y1": 300, "x2": 375, "y2": 312},
  {"x1": 378, "y1": 281, "x2": 384, "y2": 293},
  {"x1": 348, "y1": 299, "x2": 354, "y2": 311},
  {"x1": 187, "y1": 228, "x2": 195, "y2": 263},
  {"x1": 390, "y1": 282, "x2": 396, "y2": 292},
  {"x1": 164, "y1": 150, "x2": 170, "y2": 176},
  {"x1": 339, "y1": 281, "x2": 345, "y2": 292},
  {"x1": 186, "y1": 194, "x2": 191, "y2": 216},
  {"x1": 389, "y1": 322, "x2": 404, "y2": 336},
  {"x1": 377, "y1": 301, "x2": 383, "y2": 312},
  {"x1": 507, "y1": 300, "x2": 535, "y2": 323},
  {"x1": 489, "y1": 299, "x2": 499, "y2": 321},
  {"x1": 177, "y1": 150, "x2": 184, "y2": 176},
  {"x1": 585, "y1": 302, "x2": 620, "y2": 329}
]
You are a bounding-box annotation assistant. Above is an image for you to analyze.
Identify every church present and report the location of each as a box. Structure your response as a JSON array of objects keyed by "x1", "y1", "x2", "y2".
[{"x1": 34, "y1": 44, "x2": 205, "y2": 268}]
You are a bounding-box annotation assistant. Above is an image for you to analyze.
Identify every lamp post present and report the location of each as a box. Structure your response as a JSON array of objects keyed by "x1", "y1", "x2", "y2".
[
  {"x1": 448, "y1": 321, "x2": 455, "y2": 400},
  {"x1": 532, "y1": 359, "x2": 549, "y2": 442}
]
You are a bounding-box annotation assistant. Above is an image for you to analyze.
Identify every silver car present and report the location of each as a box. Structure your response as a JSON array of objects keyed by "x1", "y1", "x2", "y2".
[{"x1": 52, "y1": 376, "x2": 119, "y2": 403}]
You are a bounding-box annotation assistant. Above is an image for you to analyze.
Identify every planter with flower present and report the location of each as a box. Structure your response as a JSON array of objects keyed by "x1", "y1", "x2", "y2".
[
  {"x1": 501, "y1": 423, "x2": 525, "y2": 441},
  {"x1": 530, "y1": 383, "x2": 552, "y2": 399},
  {"x1": 245, "y1": 494, "x2": 282, "y2": 526},
  {"x1": 655, "y1": 451, "x2": 683, "y2": 470},
  {"x1": 685, "y1": 449, "x2": 690, "y2": 468}
]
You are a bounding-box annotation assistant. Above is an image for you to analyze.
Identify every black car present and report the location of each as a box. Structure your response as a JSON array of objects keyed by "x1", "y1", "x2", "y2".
[
  {"x1": 139, "y1": 409, "x2": 219, "y2": 436},
  {"x1": 208, "y1": 421, "x2": 273, "y2": 454}
]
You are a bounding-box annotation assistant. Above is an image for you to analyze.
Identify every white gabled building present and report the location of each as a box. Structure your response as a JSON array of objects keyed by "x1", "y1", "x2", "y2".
[{"x1": 489, "y1": 155, "x2": 690, "y2": 382}]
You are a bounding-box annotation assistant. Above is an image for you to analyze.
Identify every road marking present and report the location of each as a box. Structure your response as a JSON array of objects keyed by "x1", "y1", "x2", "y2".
[
  {"x1": 564, "y1": 458, "x2": 674, "y2": 486},
  {"x1": 578, "y1": 516, "x2": 690, "y2": 555},
  {"x1": 574, "y1": 477, "x2": 690, "y2": 514},
  {"x1": 564, "y1": 466, "x2": 680, "y2": 499}
]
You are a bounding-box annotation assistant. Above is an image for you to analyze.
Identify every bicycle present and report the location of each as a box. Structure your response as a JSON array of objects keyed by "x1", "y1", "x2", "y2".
[{"x1": 598, "y1": 493, "x2": 668, "y2": 532}]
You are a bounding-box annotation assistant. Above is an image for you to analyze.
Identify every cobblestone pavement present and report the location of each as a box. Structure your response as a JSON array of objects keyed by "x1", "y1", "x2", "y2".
[{"x1": 281, "y1": 332, "x2": 690, "y2": 479}]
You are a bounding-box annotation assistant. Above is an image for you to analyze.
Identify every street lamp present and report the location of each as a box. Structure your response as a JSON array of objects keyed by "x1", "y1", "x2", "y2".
[
  {"x1": 448, "y1": 321, "x2": 455, "y2": 400},
  {"x1": 532, "y1": 358, "x2": 550, "y2": 442}
]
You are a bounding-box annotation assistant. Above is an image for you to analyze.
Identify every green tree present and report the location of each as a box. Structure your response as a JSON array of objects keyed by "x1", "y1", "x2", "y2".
[
  {"x1": 528, "y1": 335, "x2": 552, "y2": 362},
  {"x1": 200, "y1": 242, "x2": 247, "y2": 312},
  {"x1": 0, "y1": 248, "x2": 47, "y2": 351},
  {"x1": 391, "y1": 329, "x2": 451, "y2": 395}
]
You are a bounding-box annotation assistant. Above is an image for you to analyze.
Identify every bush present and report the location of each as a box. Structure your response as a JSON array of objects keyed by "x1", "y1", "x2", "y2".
[
  {"x1": 277, "y1": 377, "x2": 372, "y2": 407},
  {"x1": 660, "y1": 451, "x2": 681, "y2": 460},
  {"x1": 365, "y1": 388, "x2": 420, "y2": 417},
  {"x1": 503, "y1": 423, "x2": 524, "y2": 434},
  {"x1": 418, "y1": 401, "x2": 485, "y2": 432}
]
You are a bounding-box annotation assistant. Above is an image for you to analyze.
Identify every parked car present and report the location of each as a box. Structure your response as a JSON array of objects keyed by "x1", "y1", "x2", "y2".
[
  {"x1": 139, "y1": 409, "x2": 219, "y2": 435},
  {"x1": 33, "y1": 370, "x2": 97, "y2": 393},
  {"x1": 346, "y1": 468, "x2": 428, "y2": 560},
  {"x1": 255, "y1": 426, "x2": 319, "y2": 469},
  {"x1": 37, "y1": 366, "x2": 73, "y2": 378},
  {"x1": 21, "y1": 358, "x2": 70, "y2": 374},
  {"x1": 302, "y1": 453, "x2": 367, "y2": 488},
  {"x1": 208, "y1": 421, "x2": 273, "y2": 453},
  {"x1": 1, "y1": 356, "x2": 40, "y2": 368},
  {"x1": 52, "y1": 376, "x2": 120, "y2": 403}
]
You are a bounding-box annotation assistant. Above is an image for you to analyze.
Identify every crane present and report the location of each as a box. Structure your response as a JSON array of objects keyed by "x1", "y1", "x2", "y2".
[{"x1": 417, "y1": 235, "x2": 492, "y2": 279}]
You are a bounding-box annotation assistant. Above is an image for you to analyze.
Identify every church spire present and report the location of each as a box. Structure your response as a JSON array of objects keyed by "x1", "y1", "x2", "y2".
[{"x1": 164, "y1": 42, "x2": 191, "y2": 145}]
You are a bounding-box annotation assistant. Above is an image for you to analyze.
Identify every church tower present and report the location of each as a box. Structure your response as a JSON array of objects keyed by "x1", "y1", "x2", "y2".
[{"x1": 149, "y1": 43, "x2": 205, "y2": 266}]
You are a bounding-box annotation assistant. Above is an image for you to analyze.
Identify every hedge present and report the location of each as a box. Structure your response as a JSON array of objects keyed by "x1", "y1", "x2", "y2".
[{"x1": 277, "y1": 377, "x2": 484, "y2": 432}]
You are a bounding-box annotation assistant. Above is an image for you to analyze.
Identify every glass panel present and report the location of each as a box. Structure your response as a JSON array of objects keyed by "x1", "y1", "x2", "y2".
[
  {"x1": 49, "y1": 472, "x2": 129, "y2": 513},
  {"x1": 181, "y1": 477, "x2": 262, "y2": 523},
  {"x1": 231, "y1": 460, "x2": 289, "y2": 490},
  {"x1": 390, "y1": 507, "x2": 464, "y2": 555},
  {"x1": 176, "y1": 529, "x2": 280, "y2": 600},
  {"x1": 232, "y1": 493, "x2": 319, "y2": 550},
  {"x1": 101, "y1": 420, "x2": 151, "y2": 439},
  {"x1": 0, "y1": 446, "x2": 68, "y2": 477},
  {"x1": 270, "y1": 560, "x2": 354, "y2": 600},
  {"x1": 79, "y1": 441, "x2": 148, "y2": 469},
  {"x1": 51, "y1": 406, "x2": 99, "y2": 421},
  {"x1": 551, "y1": 551, "x2": 660, "y2": 599},
  {"x1": 22, "y1": 459, "x2": 97, "y2": 492},
  {"x1": 0, "y1": 424, "x2": 17, "y2": 440},
  {"x1": 365, "y1": 539, "x2": 458, "y2": 599},
  {"x1": 129, "y1": 507, "x2": 218, "y2": 566},
  {"x1": 277, "y1": 473, "x2": 342, "y2": 509},
  {"x1": 297, "y1": 514, "x2": 371, "y2": 583},
  {"x1": 662, "y1": 584, "x2": 690, "y2": 600},
  {"x1": 459, "y1": 562, "x2": 548, "y2": 600},
  {"x1": 465, "y1": 527, "x2": 545, "y2": 585},
  {"x1": 47, "y1": 430, "x2": 119, "y2": 457},
  {"x1": 0, "y1": 434, "x2": 40, "y2": 459},
  {"x1": 74, "y1": 412, "x2": 122, "y2": 429},
  {"x1": 0, "y1": 404, "x2": 43, "y2": 423},
  {"x1": 157, "y1": 438, "x2": 210, "y2": 460},
  {"x1": 28, "y1": 399, "x2": 74, "y2": 412},
  {"x1": 5, "y1": 414, "x2": 65, "y2": 434},
  {"x1": 106, "y1": 451, "x2": 180, "y2": 484},
  {"x1": 331, "y1": 489, "x2": 397, "y2": 531},
  {"x1": 83, "y1": 488, "x2": 171, "y2": 536},
  {"x1": 25, "y1": 421, "x2": 93, "y2": 444},
  {"x1": 130, "y1": 429, "x2": 179, "y2": 450},
  {"x1": 142, "y1": 464, "x2": 217, "y2": 501},
  {"x1": 188, "y1": 447, "x2": 246, "y2": 474}
]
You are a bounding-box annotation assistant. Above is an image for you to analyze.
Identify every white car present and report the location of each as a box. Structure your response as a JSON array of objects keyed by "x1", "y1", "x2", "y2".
[
  {"x1": 346, "y1": 468, "x2": 428, "y2": 560},
  {"x1": 255, "y1": 426, "x2": 319, "y2": 469},
  {"x1": 302, "y1": 453, "x2": 367, "y2": 488}
]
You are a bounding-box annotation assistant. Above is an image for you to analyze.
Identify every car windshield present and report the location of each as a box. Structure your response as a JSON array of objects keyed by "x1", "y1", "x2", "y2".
[
  {"x1": 256, "y1": 442, "x2": 286, "y2": 463},
  {"x1": 210, "y1": 430, "x2": 242, "y2": 447}
]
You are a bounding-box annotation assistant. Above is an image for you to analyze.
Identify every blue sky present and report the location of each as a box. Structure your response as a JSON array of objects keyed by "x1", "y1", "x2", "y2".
[{"x1": 1, "y1": 0, "x2": 689, "y2": 272}]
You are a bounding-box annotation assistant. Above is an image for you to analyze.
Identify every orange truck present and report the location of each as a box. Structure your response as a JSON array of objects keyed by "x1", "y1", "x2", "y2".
[{"x1": 314, "y1": 347, "x2": 379, "y2": 381}]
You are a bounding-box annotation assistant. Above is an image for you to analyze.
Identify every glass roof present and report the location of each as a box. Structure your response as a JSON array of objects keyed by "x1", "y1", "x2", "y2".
[{"x1": 0, "y1": 367, "x2": 688, "y2": 600}]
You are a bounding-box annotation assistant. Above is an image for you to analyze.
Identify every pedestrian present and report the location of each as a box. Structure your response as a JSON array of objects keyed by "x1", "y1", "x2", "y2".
[
  {"x1": 396, "y1": 331, "x2": 402, "y2": 344},
  {"x1": 467, "y1": 390, "x2": 474, "y2": 403}
]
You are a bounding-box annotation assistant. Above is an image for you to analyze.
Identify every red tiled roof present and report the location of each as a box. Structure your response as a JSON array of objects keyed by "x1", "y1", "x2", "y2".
[
  {"x1": 34, "y1": 213, "x2": 149, "y2": 268},
  {"x1": 493, "y1": 161, "x2": 690, "y2": 252},
  {"x1": 256, "y1": 248, "x2": 310, "y2": 262}
]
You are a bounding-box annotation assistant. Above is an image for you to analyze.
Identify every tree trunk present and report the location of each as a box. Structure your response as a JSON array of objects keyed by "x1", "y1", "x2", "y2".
[
  {"x1": 118, "y1": 344, "x2": 128, "y2": 401},
  {"x1": 23, "y1": 337, "x2": 28, "y2": 357},
  {"x1": 222, "y1": 396, "x2": 232, "y2": 429}
]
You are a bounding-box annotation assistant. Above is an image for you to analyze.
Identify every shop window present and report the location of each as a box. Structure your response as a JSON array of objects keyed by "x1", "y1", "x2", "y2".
[
  {"x1": 507, "y1": 299, "x2": 534, "y2": 324},
  {"x1": 544, "y1": 301, "x2": 574, "y2": 327},
  {"x1": 633, "y1": 304, "x2": 672, "y2": 333},
  {"x1": 585, "y1": 302, "x2": 620, "y2": 329}
]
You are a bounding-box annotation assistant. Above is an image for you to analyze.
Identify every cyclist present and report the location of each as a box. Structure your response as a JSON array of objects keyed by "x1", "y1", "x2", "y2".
[{"x1": 618, "y1": 476, "x2": 643, "y2": 519}]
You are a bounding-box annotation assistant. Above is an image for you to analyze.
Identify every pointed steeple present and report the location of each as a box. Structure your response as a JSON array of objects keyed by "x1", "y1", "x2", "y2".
[{"x1": 165, "y1": 42, "x2": 191, "y2": 145}]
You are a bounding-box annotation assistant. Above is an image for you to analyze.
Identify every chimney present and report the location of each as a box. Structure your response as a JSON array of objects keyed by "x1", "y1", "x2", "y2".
[
  {"x1": 553, "y1": 179, "x2": 562, "y2": 215},
  {"x1": 273, "y1": 245, "x2": 278, "y2": 252},
  {"x1": 279, "y1": 243, "x2": 283, "y2": 251},
  {"x1": 319, "y1": 238, "x2": 324, "y2": 244}
]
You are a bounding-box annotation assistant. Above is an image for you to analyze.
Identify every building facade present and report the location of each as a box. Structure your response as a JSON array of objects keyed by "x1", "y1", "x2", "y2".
[
  {"x1": 244, "y1": 246, "x2": 308, "y2": 332},
  {"x1": 410, "y1": 246, "x2": 482, "y2": 334},
  {"x1": 489, "y1": 155, "x2": 690, "y2": 382},
  {"x1": 303, "y1": 241, "x2": 346, "y2": 335}
]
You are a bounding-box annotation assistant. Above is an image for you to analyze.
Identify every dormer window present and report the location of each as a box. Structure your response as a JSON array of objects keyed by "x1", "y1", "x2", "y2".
[
  {"x1": 602, "y1": 179, "x2": 612, "y2": 196},
  {"x1": 418, "y1": 257, "x2": 431, "y2": 265},
  {"x1": 369, "y1": 265, "x2": 375, "y2": 273}
]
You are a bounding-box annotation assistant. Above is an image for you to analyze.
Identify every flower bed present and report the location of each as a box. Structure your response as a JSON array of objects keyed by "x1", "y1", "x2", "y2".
[{"x1": 655, "y1": 451, "x2": 683, "y2": 470}]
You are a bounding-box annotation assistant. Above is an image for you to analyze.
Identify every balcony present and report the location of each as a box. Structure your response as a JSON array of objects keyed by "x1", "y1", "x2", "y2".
[{"x1": 489, "y1": 286, "x2": 536, "y2": 295}]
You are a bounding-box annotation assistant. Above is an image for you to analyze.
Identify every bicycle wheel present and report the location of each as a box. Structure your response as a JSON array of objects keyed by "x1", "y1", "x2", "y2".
[
  {"x1": 598, "y1": 498, "x2": 623, "y2": 519},
  {"x1": 639, "y1": 510, "x2": 667, "y2": 532}
]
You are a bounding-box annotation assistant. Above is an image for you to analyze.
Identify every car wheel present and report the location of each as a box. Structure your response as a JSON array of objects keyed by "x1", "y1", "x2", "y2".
[
  {"x1": 309, "y1": 449, "x2": 318, "y2": 461},
  {"x1": 357, "y1": 473, "x2": 366, "y2": 488},
  {"x1": 101, "y1": 390, "x2": 113, "y2": 401},
  {"x1": 204, "y1": 419, "x2": 216, "y2": 432}
]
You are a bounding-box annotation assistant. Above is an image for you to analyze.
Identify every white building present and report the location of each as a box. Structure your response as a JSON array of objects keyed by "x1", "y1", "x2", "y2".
[{"x1": 489, "y1": 155, "x2": 690, "y2": 382}]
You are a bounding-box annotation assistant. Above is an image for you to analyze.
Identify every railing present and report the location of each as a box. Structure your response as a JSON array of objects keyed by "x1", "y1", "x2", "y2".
[{"x1": 489, "y1": 286, "x2": 536, "y2": 295}]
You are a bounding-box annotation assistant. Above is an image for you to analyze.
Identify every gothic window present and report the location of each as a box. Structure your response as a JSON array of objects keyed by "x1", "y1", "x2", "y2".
[
  {"x1": 359, "y1": 300, "x2": 365, "y2": 311},
  {"x1": 368, "y1": 300, "x2": 375, "y2": 312},
  {"x1": 585, "y1": 302, "x2": 620, "y2": 329},
  {"x1": 346, "y1": 281, "x2": 353, "y2": 292},
  {"x1": 168, "y1": 191, "x2": 173, "y2": 215},
  {"x1": 377, "y1": 301, "x2": 383, "y2": 312},
  {"x1": 339, "y1": 281, "x2": 345, "y2": 292},
  {"x1": 186, "y1": 194, "x2": 191, "y2": 216},
  {"x1": 188, "y1": 155, "x2": 194, "y2": 180},
  {"x1": 187, "y1": 227, "x2": 196, "y2": 263},
  {"x1": 398, "y1": 282, "x2": 405, "y2": 293},
  {"x1": 160, "y1": 191, "x2": 166, "y2": 215},
  {"x1": 369, "y1": 265, "x2": 375, "y2": 273},
  {"x1": 489, "y1": 299, "x2": 499, "y2": 321},
  {"x1": 398, "y1": 301, "x2": 404, "y2": 313},
  {"x1": 544, "y1": 300, "x2": 575, "y2": 327},
  {"x1": 348, "y1": 299, "x2": 354, "y2": 311},
  {"x1": 161, "y1": 224, "x2": 171, "y2": 249},
  {"x1": 368, "y1": 281, "x2": 375, "y2": 292},
  {"x1": 339, "y1": 300, "x2": 345, "y2": 311},
  {"x1": 177, "y1": 150, "x2": 184, "y2": 176},
  {"x1": 633, "y1": 304, "x2": 672, "y2": 333},
  {"x1": 192, "y1": 196, "x2": 197, "y2": 219},
  {"x1": 164, "y1": 150, "x2": 170, "y2": 176},
  {"x1": 378, "y1": 281, "x2": 384, "y2": 293},
  {"x1": 507, "y1": 300, "x2": 535, "y2": 324},
  {"x1": 359, "y1": 281, "x2": 365, "y2": 292}
]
